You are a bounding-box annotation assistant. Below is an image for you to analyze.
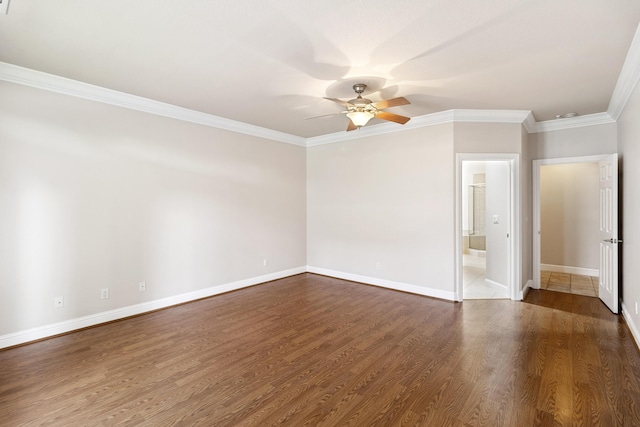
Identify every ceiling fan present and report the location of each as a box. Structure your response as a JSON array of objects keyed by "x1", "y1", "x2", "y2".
[{"x1": 310, "y1": 84, "x2": 411, "y2": 131}]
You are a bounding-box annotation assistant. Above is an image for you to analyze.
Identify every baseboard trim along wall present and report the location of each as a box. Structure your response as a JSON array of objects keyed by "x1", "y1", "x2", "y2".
[
  {"x1": 306, "y1": 266, "x2": 456, "y2": 301},
  {"x1": 622, "y1": 302, "x2": 640, "y2": 350},
  {"x1": 0, "y1": 266, "x2": 307, "y2": 349},
  {"x1": 541, "y1": 263, "x2": 599, "y2": 277}
]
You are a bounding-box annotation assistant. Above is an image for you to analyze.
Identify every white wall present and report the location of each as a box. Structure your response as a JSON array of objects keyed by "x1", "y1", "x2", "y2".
[
  {"x1": 528, "y1": 123, "x2": 618, "y2": 160},
  {"x1": 307, "y1": 121, "x2": 528, "y2": 301},
  {"x1": 454, "y1": 122, "x2": 523, "y2": 154},
  {"x1": 307, "y1": 124, "x2": 456, "y2": 299},
  {"x1": 485, "y1": 161, "x2": 510, "y2": 287},
  {"x1": 0, "y1": 81, "x2": 307, "y2": 338},
  {"x1": 529, "y1": 122, "x2": 617, "y2": 291},
  {"x1": 618, "y1": 76, "x2": 640, "y2": 344},
  {"x1": 540, "y1": 163, "x2": 600, "y2": 270},
  {"x1": 454, "y1": 122, "x2": 529, "y2": 294}
]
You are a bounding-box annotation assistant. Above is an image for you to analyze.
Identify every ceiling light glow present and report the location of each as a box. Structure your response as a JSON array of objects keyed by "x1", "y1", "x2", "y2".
[{"x1": 347, "y1": 110, "x2": 374, "y2": 127}]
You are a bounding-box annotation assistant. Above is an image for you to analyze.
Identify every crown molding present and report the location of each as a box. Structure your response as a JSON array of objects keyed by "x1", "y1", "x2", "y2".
[
  {"x1": 608, "y1": 22, "x2": 640, "y2": 120},
  {"x1": 306, "y1": 109, "x2": 532, "y2": 146},
  {"x1": 522, "y1": 111, "x2": 537, "y2": 133},
  {"x1": 0, "y1": 62, "x2": 307, "y2": 147},
  {"x1": 533, "y1": 112, "x2": 615, "y2": 133},
  {"x1": 306, "y1": 110, "x2": 455, "y2": 146},
  {"x1": 1, "y1": 60, "x2": 624, "y2": 145}
]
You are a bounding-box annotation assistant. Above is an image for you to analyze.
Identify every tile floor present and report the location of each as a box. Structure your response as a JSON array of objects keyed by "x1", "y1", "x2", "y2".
[
  {"x1": 463, "y1": 254, "x2": 509, "y2": 299},
  {"x1": 463, "y1": 255, "x2": 599, "y2": 299},
  {"x1": 540, "y1": 270, "x2": 599, "y2": 297}
]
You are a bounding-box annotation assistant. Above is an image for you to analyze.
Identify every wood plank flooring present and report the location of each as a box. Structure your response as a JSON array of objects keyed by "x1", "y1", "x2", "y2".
[{"x1": 1, "y1": 273, "x2": 640, "y2": 426}]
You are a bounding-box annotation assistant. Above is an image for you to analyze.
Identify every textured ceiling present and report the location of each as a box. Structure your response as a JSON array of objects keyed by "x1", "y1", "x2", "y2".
[{"x1": 1, "y1": 0, "x2": 639, "y2": 137}]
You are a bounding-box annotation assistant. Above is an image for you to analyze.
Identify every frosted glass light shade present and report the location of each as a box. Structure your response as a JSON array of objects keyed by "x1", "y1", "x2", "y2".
[{"x1": 347, "y1": 110, "x2": 374, "y2": 127}]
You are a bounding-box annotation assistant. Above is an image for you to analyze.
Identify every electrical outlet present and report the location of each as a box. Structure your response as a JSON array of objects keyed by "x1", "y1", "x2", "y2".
[
  {"x1": 54, "y1": 296, "x2": 64, "y2": 308},
  {"x1": 138, "y1": 281, "x2": 146, "y2": 292},
  {"x1": 636, "y1": 302, "x2": 638, "y2": 315},
  {"x1": 101, "y1": 288, "x2": 109, "y2": 299},
  {"x1": 263, "y1": 258, "x2": 268, "y2": 267}
]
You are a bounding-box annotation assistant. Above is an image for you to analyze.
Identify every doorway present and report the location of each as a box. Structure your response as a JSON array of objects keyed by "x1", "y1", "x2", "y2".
[
  {"x1": 456, "y1": 154, "x2": 519, "y2": 301},
  {"x1": 533, "y1": 154, "x2": 620, "y2": 313},
  {"x1": 538, "y1": 162, "x2": 599, "y2": 297}
]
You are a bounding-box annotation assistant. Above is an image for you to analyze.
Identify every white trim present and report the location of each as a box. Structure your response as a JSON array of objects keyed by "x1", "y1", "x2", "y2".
[
  {"x1": 456, "y1": 154, "x2": 520, "y2": 302},
  {"x1": 608, "y1": 22, "x2": 640, "y2": 120},
  {"x1": 533, "y1": 112, "x2": 615, "y2": 133},
  {"x1": 622, "y1": 303, "x2": 640, "y2": 350},
  {"x1": 0, "y1": 61, "x2": 534, "y2": 147},
  {"x1": 306, "y1": 109, "x2": 531, "y2": 146},
  {"x1": 306, "y1": 110, "x2": 453, "y2": 146},
  {"x1": 0, "y1": 62, "x2": 307, "y2": 147},
  {"x1": 306, "y1": 266, "x2": 455, "y2": 301},
  {"x1": 540, "y1": 263, "x2": 598, "y2": 277},
  {"x1": 533, "y1": 154, "x2": 608, "y2": 166},
  {"x1": 6, "y1": 60, "x2": 637, "y2": 145},
  {"x1": 0, "y1": 266, "x2": 306, "y2": 349},
  {"x1": 522, "y1": 111, "x2": 537, "y2": 134}
]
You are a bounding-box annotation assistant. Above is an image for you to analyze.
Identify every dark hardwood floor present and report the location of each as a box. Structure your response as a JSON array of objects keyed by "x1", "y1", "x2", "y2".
[{"x1": 1, "y1": 273, "x2": 639, "y2": 426}]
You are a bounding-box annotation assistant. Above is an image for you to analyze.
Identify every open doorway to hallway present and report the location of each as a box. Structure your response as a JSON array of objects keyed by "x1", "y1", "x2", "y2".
[
  {"x1": 538, "y1": 161, "x2": 600, "y2": 298},
  {"x1": 533, "y1": 154, "x2": 620, "y2": 313}
]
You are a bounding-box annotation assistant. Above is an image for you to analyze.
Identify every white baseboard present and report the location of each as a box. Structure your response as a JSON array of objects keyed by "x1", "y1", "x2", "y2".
[
  {"x1": 622, "y1": 302, "x2": 640, "y2": 350},
  {"x1": 541, "y1": 263, "x2": 598, "y2": 277},
  {"x1": 0, "y1": 266, "x2": 306, "y2": 349},
  {"x1": 307, "y1": 266, "x2": 455, "y2": 301}
]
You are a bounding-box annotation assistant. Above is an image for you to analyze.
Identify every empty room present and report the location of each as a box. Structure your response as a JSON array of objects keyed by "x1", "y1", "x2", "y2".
[{"x1": 2, "y1": 1, "x2": 640, "y2": 425}]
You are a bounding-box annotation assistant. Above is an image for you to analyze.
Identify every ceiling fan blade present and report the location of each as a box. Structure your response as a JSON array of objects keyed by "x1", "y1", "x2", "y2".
[
  {"x1": 346, "y1": 120, "x2": 357, "y2": 131},
  {"x1": 305, "y1": 111, "x2": 346, "y2": 120},
  {"x1": 375, "y1": 111, "x2": 411, "y2": 125},
  {"x1": 323, "y1": 97, "x2": 352, "y2": 107},
  {"x1": 371, "y1": 97, "x2": 410, "y2": 109}
]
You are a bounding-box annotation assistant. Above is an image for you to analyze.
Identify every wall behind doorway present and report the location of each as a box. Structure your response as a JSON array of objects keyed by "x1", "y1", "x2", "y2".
[{"x1": 540, "y1": 163, "x2": 600, "y2": 274}]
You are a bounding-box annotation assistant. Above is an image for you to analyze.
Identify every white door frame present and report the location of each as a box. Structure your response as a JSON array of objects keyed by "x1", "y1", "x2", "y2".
[
  {"x1": 532, "y1": 154, "x2": 609, "y2": 289},
  {"x1": 455, "y1": 153, "x2": 520, "y2": 301}
]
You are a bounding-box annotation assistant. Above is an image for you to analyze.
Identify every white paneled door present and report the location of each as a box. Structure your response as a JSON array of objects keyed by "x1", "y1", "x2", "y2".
[{"x1": 598, "y1": 154, "x2": 619, "y2": 313}]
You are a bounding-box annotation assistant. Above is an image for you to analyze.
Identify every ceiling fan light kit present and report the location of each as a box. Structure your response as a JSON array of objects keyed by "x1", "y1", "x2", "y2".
[
  {"x1": 316, "y1": 83, "x2": 412, "y2": 132},
  {"x1": 346, "y1": 110, "x2": 375, "y2": 127}
]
